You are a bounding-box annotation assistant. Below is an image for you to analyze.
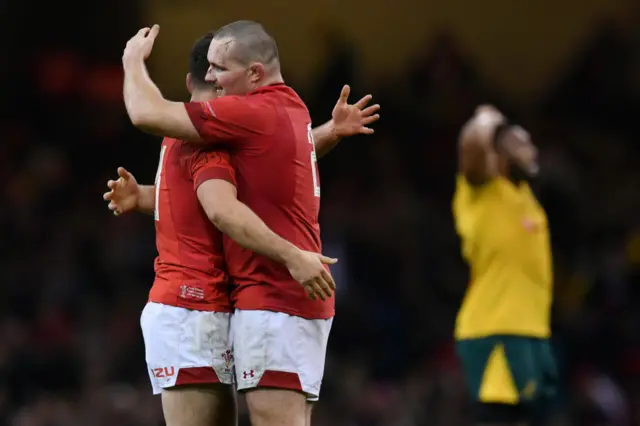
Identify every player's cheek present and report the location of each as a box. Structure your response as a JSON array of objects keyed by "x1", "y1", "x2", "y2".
[
  {"x1": 219, "y1": 72, "x2": 243, "y2": 93},
  {"x1": 218, "y1": 74, "x2": 235, "y2": 90}
]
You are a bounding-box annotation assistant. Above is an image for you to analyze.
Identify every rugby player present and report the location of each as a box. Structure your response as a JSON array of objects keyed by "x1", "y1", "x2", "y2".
[
  {"x1": 115, "y1": 31, "x2": 340, "y2": 426},
  {"x1": 453, "y1": 105, "x2": 557, "y2": 426},
  {"x1": 117, "y1": 22, "x2": 379, "y2": 426}
]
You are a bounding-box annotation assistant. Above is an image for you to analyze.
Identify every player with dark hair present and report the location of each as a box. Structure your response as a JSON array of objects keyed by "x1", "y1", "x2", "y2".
[
  {"x1": 105, "y1": 32, "x2": 238, "y2": 426},
  {"x1": 115, "y1": 24, "x2": 379, "y2": 426},
  {"x1": 453, "y1": 106, "x2": 556, "y2": 426},
  {"x1": 187, "y1": 33, "x2": 217, "y2": 95}
]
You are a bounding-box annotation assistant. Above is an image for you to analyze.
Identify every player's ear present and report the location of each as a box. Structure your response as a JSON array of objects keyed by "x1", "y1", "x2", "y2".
[
  {"x1": 247, "y1": 63, "x2": 265, "y2": 84},
  {"x1": 186, "y1": 73, "x2": 195, "y2": 95}
]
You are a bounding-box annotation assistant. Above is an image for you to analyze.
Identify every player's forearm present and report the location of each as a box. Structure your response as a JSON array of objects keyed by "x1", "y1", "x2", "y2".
[
  {"x1": 137, "y1": 185, "x2": 156, "y2": 215},
  {"x1": 312, "y1": 121, "x2": 340, "y2": 159},
  {"x1": 123, "y1": 61, "x2": 203, "y2": 142},
  {"x1": 123, "y1": 60, "x2": 166, "y2": 131},
  {"x1": 209, "y1": 200, "x2": 301, "y2": 265},
  {"x1": 459, "y1": 128, "x2": 497, "y2": 185}
]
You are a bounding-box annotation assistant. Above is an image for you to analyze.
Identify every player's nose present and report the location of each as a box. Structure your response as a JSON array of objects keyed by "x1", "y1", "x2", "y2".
[{"x1": 205, "y1": 66, "x2": 216, "y2": 83}]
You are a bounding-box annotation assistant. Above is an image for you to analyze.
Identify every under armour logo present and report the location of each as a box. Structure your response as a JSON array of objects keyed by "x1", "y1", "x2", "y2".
[{"x1": 243, "y1": 370, "x2": 255, "y2": 379}]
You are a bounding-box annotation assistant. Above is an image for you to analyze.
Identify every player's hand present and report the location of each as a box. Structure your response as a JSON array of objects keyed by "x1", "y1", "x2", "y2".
[
  {"x1": 499, "y1": 125, "x2": 539, "y2": 176},
  {"x1": 469, "y1": 105, "x2": 538, "y2": 176},
  {"x1": 103, "y1": 167, "x2": 141, "y2": 216},
  {"x1": 462, "y1": 105, "x2": 506, "y2": 146},
  {"x1": 331, "y1": 85, "x2": 380, "y2": 139},
  {"x1": 123, "y1": 25, "x2": 160, "y2": 65},
  {"x1": 285, "y1": 250, "x2": 338, "y2": 301}
]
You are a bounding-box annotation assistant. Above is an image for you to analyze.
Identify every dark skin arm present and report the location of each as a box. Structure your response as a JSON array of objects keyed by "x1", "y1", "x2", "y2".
[{"x1": 458, "y1": 106, "x2": 503, "y2": 186}]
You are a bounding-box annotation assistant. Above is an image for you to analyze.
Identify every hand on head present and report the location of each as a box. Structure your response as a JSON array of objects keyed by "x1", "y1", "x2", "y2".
[{"x1": 463, "y1": 105, "x2": 538, "y2": 177}]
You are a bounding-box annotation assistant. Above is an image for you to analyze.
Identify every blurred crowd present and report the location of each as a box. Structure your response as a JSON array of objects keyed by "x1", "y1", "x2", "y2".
[{"x1": 1, "y1": 9, "x2": 640, "y2": 426}]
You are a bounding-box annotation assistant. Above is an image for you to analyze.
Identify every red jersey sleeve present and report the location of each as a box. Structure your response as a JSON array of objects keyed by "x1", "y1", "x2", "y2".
[
  {"x1": 184, "y1": 96, "x2": 277, "y2": 145},
  {"x1": 190, "y1": 149, "x2": 237, "y2": 191}
]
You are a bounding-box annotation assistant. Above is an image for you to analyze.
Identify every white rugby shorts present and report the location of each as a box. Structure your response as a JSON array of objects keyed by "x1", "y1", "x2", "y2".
[
  {"x1": 140, "y1": 302, "x2": 234, "y2": 394},
  {"x1": 230, "y1": 309, "x2": 333, "y2": 401}
]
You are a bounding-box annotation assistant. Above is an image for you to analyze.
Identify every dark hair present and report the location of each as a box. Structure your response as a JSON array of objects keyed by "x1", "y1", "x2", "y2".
[
  {"x1": 213, "y1": 20, "x2": 279, "y2": 67},
  {"x1": 189, "y1": 33, "x2": 214, "y2": 86}
]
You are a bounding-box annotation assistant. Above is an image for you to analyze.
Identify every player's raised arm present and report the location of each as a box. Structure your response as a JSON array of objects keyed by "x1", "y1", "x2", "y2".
[
  {"x1": 457, "y1": 105, "x2": 505, "y2": 186},
  {"x1": 123, "y1": 26, "x2": 270, "y2": 145},
  {"x1": 312, "y1": 85, "x2": 380, "y2": 159},
  {"x1": 122, "y1": 26, "x2": 200, "y2": 141},
  {"x1": 458, "y1": 106, "x2": 539, "y2": 186}
]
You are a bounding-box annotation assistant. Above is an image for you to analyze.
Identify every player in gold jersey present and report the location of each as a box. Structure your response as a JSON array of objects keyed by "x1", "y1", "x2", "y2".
[{"x1": 453, "y1": 106, "x2": 556, "y2": 426}]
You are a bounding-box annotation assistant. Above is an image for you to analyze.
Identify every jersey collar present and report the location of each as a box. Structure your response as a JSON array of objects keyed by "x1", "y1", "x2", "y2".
[{"x1": 250, "y1": 83, "x2": 288, "y2": 95}]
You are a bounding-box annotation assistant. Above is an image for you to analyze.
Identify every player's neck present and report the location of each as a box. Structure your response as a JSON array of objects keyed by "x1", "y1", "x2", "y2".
[
  {"x1": 259, "y1": 72, "x2": 284, "y2": 88},
  {"x1": 189, "y1": 90, "x2": 217, "y2": 103}
]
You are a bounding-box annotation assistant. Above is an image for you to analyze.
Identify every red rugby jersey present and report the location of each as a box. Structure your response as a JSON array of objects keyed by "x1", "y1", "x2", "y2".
[
  {"x1": 149, "y1": 137, "x2": 236, "y2": 312},
  {"x1": 183, "y1": 84, "x2": 334, "y2": 319}
]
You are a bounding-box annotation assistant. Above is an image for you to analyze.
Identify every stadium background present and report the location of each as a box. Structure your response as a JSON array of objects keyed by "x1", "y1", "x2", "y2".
[{"x1": 1, "y1": 0, "x2": 639, "y2": 424}]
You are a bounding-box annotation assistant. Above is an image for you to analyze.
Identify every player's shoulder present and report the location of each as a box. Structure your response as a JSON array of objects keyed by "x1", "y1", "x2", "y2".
[
  {"x1": 455, "y1": 174, "x2": 483, "y2": 198},
  {"x1": 180, "y1": 141, "x2": 231, "y2": 161},
  {"x1": 195, "y1": 146, "x2": 232, "y2": 163},
  {"x1": 455, "y1": 174, "x2": 505, "y2": 193},
  {"x1": 251, "y1": 84, "x2": 308, "y2": 111},
  {"x1": 206, "y1": 94, "x2": 278, "y2": 134},
  {"x1": 453, "y1": 175, "x2": 503, "y2": 209},
  {"x1": 179, "y1": 144, "x2": 234, "y2": 178},
  {"x1": 198, "y1": 95, "x2": 265, "y2": 118},
  {"x1": 210, "y1": 92, "x2": 274, "y2": 111},
  {"x1": 159, "y1": 138, "x2": 182, "y2": 163},
  {"x1": 161, "y1": 136, "x2": 181, "y2": 148}
]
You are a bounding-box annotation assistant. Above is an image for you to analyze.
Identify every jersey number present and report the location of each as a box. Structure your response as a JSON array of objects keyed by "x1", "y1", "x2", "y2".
[
  {"x1": 307, "y1": 124, "x2": 321, "y2": 198},
  {"x1": 154, "y1": 145, "x2": 167, "y2": 221}
]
